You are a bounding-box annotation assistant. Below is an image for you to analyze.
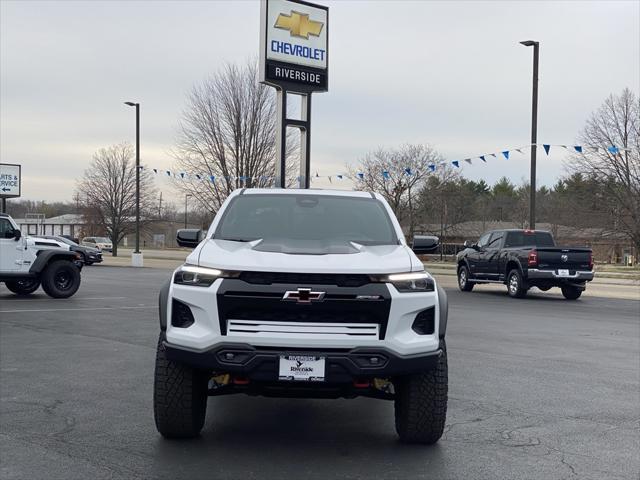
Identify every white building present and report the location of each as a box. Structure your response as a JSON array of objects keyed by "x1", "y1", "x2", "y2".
[{"x1": 14, "y1": 214, "x2": 86, "y2": 239}]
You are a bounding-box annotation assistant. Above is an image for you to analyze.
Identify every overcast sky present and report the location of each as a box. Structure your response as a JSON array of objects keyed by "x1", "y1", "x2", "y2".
[{"x1": 1, "y1": 0, "x2": 638, "y2": 204}]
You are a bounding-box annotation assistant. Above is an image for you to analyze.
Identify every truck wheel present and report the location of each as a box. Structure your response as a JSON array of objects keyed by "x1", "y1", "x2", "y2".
[
  {"x1": 394, "y1": 340, "x2": 448, "y2": 444},
  {"x1": 5, "y1": 279, "x2": 41, "y2": 295},
  {"x1": 507, "y1": 269, "x2": 527, "y2": 298},
  {"x1": 561, "y1": 286, "x2": 582, "y2": 300},
  {"x1": 41, "y1": 261, "x2": 81, "y2": 299},
  {"x1": 154, "y1": 334, "x2": 208, "y2": 438},
  {"x1": 457, "y1": 266, "x2": 474, "y2": 291}
]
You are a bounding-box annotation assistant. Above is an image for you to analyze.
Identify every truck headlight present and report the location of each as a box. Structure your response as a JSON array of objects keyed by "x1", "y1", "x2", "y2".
[
  {"x1": 173, "y1": 265, "x2": 238, "y2": 287},
  {"x1": 386, "y1": 272, "x2": 435, "y2": 293}
]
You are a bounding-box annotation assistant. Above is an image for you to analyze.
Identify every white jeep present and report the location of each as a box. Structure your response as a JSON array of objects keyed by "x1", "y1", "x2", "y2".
[
  {"x1": 0, "y1": 213, "x2": 82, "y2": 298},
  {"x1": 154, "y1": 189, "x2": 448, "y2": 444}
]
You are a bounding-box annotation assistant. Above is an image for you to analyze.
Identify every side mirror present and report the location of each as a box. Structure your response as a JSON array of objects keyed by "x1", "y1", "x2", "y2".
[
  {"x1": 412, "y1": 235, "x2": 439, "y2": 254},
  {"x1": 177, "y1": 229, "x2": 203, "y2": 248},
  {"x1": 464, "y1": 240, "x2": 478, "y2": 250},
  {"x1": 10, "y1": 229, "x2": 21, "y2": 241}
]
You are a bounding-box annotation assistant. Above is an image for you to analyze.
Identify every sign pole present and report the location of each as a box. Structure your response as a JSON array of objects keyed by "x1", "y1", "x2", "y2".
[
  {"x1": 275, "y1": 89, "x2": 288, "y2": 188},
  {"x1": 1, "y1": 198, "x2": 6, "y2": 214},
  {"x1": 299, "y1": 93, "x2": 311, "y2": 189}
]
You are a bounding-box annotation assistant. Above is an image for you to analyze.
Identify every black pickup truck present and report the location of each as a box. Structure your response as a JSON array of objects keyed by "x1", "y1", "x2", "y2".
[{"x1": 456, "y1": 229, "x2": 594, "y2": 299}]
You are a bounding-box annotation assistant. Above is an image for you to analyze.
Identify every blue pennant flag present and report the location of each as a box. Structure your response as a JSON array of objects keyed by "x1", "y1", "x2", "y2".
[
  {"x1": 502, "y1": 151, "x2": 510, "y2": 160},
  {"x1": 452, "y1": 160, "x2": 459, "y2": 168},
  {"x1": 479, "y1": 155, "x2": 486, "y2": 163},
  {"x1": 543, "y1": 144, "x2": 551, "y2": 155},
  {"x1": 337, "y1": 174, "x2": 343, "y2": 180},
  {"x1": 153, "y1": 168, "x2": 158, "y2": 174},
  {"x1": 209, "y1": 175, "x2": 215, "y2": 182},
  {"x1": 464, "y1": 158, "x2": 472, "y2": 164},
  {"x1": 608, "y1": 146, "x2": 619, "y2": 154},
  {"x1": 195, "y1": 174, "x2": 201, "y2": 180},
  {"x1": 180, "y1": 172, "x2": 185, "y2": 179},
  {"x1": 166, "y1": 170, "x2": 171, "y2": 176},
  {"x1": 574, "y1": 146, "x2": 583, "y2": 153},
  {"x1": 357, "y1": 172, "x2": 364, "y2": 179},
  {"x1": 428, "y1": 164, "x2": 436, "y2": 172},
  {"x1": 382, "y1": 171, "x2": 390, "y2": 179},
  {"x1": 404, "y1": 168, "x2": 412, "y2": 176}
]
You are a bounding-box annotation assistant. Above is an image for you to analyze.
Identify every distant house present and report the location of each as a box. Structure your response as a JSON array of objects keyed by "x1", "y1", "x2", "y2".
[{"x1": 13, "y1": 214, "x2": 86, "y2": 239}]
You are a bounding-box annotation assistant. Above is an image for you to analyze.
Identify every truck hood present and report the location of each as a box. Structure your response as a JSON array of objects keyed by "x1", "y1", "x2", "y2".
[{"x1": 192, "y1": 239, "x2": 416, "y2": 274}]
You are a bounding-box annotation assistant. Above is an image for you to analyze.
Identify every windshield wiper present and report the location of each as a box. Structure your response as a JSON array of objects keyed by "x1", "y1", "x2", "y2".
[{"x1": 218, "y1": 238, "x2": 253, "y2": 242}]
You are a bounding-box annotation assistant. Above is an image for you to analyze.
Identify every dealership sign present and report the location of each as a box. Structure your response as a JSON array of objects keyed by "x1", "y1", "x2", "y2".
[
  {"x1": 0, "y1": 163, "x2": 21, "y2": 198},
  {"x1": 260, "y1": 0, "x2": 328, "y2": 93}
]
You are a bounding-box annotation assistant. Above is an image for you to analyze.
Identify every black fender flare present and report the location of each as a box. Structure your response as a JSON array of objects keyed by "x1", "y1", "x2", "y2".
[
  {"x1": 158, "y1": 278, "x2": 171, "y2": 331},
  {"x1": 437, "y1": 285, "x2": 448, "y2": 339},
  {"x1": 29, "y1": 250, "x2": 78, "y2": 274}
]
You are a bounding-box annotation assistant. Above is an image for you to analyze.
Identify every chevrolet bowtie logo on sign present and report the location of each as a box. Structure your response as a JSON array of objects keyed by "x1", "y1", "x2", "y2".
[{"x1": 275, "y1": 11, "x2": 324, "y2": 39}]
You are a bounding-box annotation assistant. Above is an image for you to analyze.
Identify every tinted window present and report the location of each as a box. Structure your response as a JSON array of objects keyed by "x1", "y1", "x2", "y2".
[
  {"x1": 215, "y1": 194, "x2": 397, "y2": 245},
  {"x1": 504, "y1": 231, "x2": 555, "y2": 248},
  {"x1": 0, "y1": 218, "x2": 13, "y2": 235},
  {"x1": 487, "y1": 231, "x2": 504, "y2": 248},
  {"x1": 477, "y1": 233, "x2": 491, "y2": 248}
]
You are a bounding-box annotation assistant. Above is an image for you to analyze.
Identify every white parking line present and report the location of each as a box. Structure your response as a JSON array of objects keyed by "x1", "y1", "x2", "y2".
[
  {"x1": 0, "y1": 296, "x2": 128, "y2": 302},
  {"x1": 0, "y1": 306, "x2": 154, "y2": 314}
]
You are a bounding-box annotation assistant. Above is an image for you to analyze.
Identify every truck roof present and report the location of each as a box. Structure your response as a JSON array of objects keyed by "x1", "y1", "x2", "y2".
[{"x1": 239, "y1": 188, "x2": 376, "y2": 198}]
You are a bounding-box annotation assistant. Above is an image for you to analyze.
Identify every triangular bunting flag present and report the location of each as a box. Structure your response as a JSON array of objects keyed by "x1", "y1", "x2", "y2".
[
  {"x1": 464, "y1": 158, "x2": 472, "y2": 164},
  {"x1": 479, "y1": 155, "x2": 486, "y2": 163},
  {"x1": 502, "y1": 151, "x2": 509, "y2": 160},
  {"x1": 574, "y1": 146, "x2": 583, "y2": 153},
  {"x1": 452, "y1": 160, "x2": 459, "y2": 168},
  {"x1": 209, "y1": 175, "x2": 215, "y2": 182},
  {"x1": 153, "y1": 168, "x2": 158, "y2": 174},
  {"x1": 543, "y1": 144, "x2": 551, "y2": 155},
  {"x1": 357, "y1": 172, "x2": 364, "y2": 179},
  {"x1": 382, "y1": 171, "x2": 390, "y2": 179},
  {"x1": 428, "y1": 164, "x2": 436, "y2": 171},
  {"x1": 404, "y1": 168, "x2": 412, "y2": 176},
  {"x1": 337, "y1": 174, "x2": 343, "y2": 180},
  {"x1": 607, "y1": 146, "x2": 619, "y2": 154},
  {"x1": 166, "y1": 171, "x2": 171, "y2": 176},
  {"x1": 180, "y1": 172, "x2": 185, "y2": 178}
]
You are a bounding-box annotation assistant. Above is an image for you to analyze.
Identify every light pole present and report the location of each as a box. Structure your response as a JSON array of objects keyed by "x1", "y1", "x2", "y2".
[
  {"x1": 520, "y1": 40, "x2": 539, "y2": 230},
  {"x1": 184, "y1": 194, "x2": 192, "y2": 229},
  {"x1": 124, "y1": 101, "x2": 142, "y2": 266}
]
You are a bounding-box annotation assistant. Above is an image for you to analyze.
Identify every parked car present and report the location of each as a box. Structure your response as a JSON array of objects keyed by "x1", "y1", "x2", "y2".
[
  {"x1": 155, "y1": 189, "x2": 447, "y2": 444},
  {"x1": 0, "y1": 213, "x2": 82, "y2": 298},
  {"x1": 81, "y1": 236, "x2": 112, "y2": 252},
  {"x1": 41, "y1": 235, "x2": 103, "y2": 265},
  {"x1": 456, "y1": 229, "x2": 594, "y2": 299}
]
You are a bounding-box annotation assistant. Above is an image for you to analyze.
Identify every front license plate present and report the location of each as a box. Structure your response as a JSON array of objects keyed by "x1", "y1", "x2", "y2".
[
  {"x1": 558, "y1": 269, "x2": 570, "y2": 277},
  {"x1": 279, "y1": 355, "x2": 325, "y2": 382}
]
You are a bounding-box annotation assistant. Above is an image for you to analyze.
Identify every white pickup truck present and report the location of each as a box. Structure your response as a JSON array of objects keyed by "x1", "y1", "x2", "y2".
[
  {"x1": 0, "y1": 213, "x2": 82, "y2": 298},
  {"x1": 154, "y1": 189, "x2": 448, "y2": 444}
]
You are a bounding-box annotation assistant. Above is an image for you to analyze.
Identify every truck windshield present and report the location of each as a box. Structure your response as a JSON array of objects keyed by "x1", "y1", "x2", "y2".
[
  {"x1": 214, "y1": 194, "x2": 398, "y2": 246},
  {"x1": 504, "y1": 231, "x2": 555, "y2": 248}
]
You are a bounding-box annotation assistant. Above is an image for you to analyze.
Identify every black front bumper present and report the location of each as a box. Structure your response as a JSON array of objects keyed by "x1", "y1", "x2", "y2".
[{"x1": 164, "y1": 341, "x2": 442, "y2": 384}]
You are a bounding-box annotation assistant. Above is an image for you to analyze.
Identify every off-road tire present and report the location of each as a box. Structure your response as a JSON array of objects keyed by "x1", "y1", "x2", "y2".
[
  {"x1": 154, "y1": 334, "x2": 208, "y2": 438},
  {"x1": 5, "y1": 279, "x2": 41, "y2": 295},
  {"x1": 457, "y1": 265, "x2": 474, "y2": 292},
  {"x1": 394, "y1": 340, "x2": 448, "y2": 444},
  {"x1": 507, "y1": 269, "x2": 527, "y2": 298},
  {"x1": 561, "y1": 286, "x2": 582, "y2": 300},
  {"x1": 41, "y1": 260, "x2": 81, "y2": 299}
]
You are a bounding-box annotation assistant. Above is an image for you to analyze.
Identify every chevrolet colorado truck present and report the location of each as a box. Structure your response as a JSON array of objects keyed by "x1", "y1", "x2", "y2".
[
  {"x1": 154, "y1": 189, "x2": 448, "y2": 444},
  {"x1": 0, "y1": 213, "x2": 82, "y2": 298},
  {"x1": 456, "y1": 229, "x2": 594, "y2": 299}
]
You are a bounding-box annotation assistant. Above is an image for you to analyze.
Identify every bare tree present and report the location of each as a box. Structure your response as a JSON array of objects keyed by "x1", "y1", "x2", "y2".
[
  {"x1": 77, "y1": 143, "x2": 156, "y2": 256},
  {"x1": 348, "y1": 144, "x2": 443, "y2": 234},
  {"x1": 172, "y1": 60, "x2": 297, "y2": 214},
  {"x1": 570, "y1": 88, "x2": 640, "y2": 252}
]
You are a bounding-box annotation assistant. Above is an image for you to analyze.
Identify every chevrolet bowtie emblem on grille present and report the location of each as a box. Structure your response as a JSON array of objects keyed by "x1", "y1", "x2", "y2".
[
  {"x1": 283, "y1": 288, "x2": 325, "y2": 304},
  {"x1": 274, "y1": 11, "x2": 324, "y2": 39}
]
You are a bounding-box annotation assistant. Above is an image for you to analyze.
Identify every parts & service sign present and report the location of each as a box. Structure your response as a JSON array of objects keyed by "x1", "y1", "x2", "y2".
[
  {"x1": 260, "y1": 0, "x2": 328, "y2": 92},
  {"x1": 0, "y1": 163, "x2": 21, "y2": 198}
]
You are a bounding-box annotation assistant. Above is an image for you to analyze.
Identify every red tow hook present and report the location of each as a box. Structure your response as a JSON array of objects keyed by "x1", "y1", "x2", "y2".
[
  {"x1": 233, "y1": 376, "x2": 250, "y2": 385},
  {"x1": 353, "y1": 379, "x2": 370, "y2": 388}
]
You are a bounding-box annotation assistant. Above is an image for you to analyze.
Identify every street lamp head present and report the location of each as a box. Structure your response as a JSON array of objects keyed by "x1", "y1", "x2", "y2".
[
  {"x1": 124, "y1": 101, "x2": 137, "y2": 107},
  {"x1": 520, "y1": 40, "x2": 538, "y2": 47}
]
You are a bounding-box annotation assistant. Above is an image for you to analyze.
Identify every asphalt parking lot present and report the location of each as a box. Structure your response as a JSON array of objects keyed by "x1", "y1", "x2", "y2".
[{"x1": 1, "y1": 266, "x2": 639, "y2": 480}]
